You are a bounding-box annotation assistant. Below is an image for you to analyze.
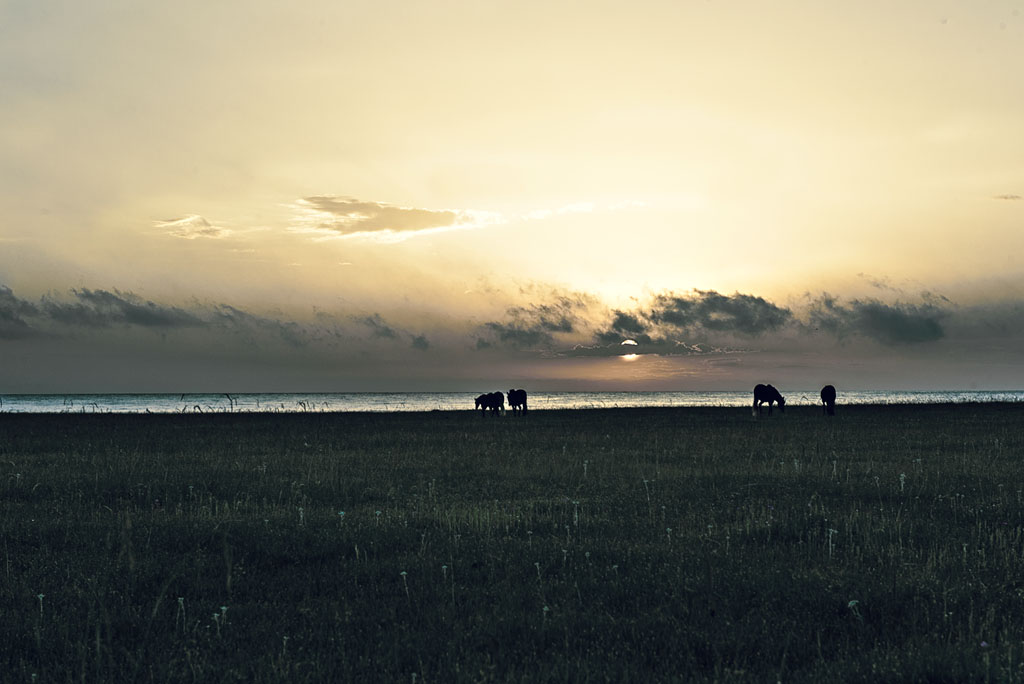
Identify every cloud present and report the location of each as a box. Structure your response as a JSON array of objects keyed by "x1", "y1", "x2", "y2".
[
  {"x1": 290, "y1": 196, "x2": 644, "y2": 242},
  {"x1": 477, "y1": 293, "x2": 594, "y2": 350},
  {"x1": 350, "y1": 312, "x2": 436, "y2": 352},
  {"x1": 595, "y1": 311, "x2": 655, "y2": 345},
  {"x1": 0, "y1": 286, "x2": 40, "y2": 339},
  {"x1": 155, "y1": 215, "x2": 232, "y2": 239},
  {"x1": 648, "y1": 290, "x2": 792, "y2": 336},
  {"x1": 3, "y1": 286, "x2": 311, "y2": 348},
  {"x1": 293, "y1": 196, "x2": 498, "y2": 241},
  {"x1": 211, "y1": 304, "x2": 308, "y2": 347},
  {"x1": 43, "y1": 289, "x2": 204, "y2": 328},
  {"x1": 857, "y1": 273, "x2": 902, "y2": 293},
  {"x1": 0, "y1": 286, "x2": 432, "y2": 365},
  {"x1": 0, "y1": 280, "x2": 1001, "y2": 395},
  {"x1": 504, "y1": 299, "x2": 581, "y2": 335},
  {"x1": 356, "y1": 313, "x2": 398, "y2": 339},
  {"x1": 590, "y1": 290, "x2": 792, "y2": 353},
  {"x1": 585, "y1": 289, "x2": 951, "y2": 359},
  {"x1": 477, "y1": 289, "x2": 788, "y2": 359},
  {"x1": 483, "y1": 321, "x2": 555, "y2": 349},
  {"x1": 805, "y1": 295, "x2": 946, "y2": 344}
]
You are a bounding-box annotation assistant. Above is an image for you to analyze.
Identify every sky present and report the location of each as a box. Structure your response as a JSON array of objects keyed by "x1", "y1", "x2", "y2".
[{"x1": 1, "y1": 0, "x2": 1023, "y2": 393}]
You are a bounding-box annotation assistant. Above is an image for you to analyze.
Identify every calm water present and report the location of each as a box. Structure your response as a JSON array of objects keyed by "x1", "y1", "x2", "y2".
[{"x1": 1, "y1": 390, "x2": 1022, "y2": 414}]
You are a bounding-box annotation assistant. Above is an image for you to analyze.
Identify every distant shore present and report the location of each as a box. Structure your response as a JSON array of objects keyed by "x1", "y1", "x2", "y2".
[
  {"x1": 2, "y1": 399, "x2": 1024, "y2": 417},
  {"x1": 3, "y1": 388, "x2": 1022, "y2": 415}
]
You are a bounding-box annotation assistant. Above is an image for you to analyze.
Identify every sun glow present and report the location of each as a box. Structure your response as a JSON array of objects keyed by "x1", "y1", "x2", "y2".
[{"x1": 620, "y1": 354, "x2": 639, "y2": 361}]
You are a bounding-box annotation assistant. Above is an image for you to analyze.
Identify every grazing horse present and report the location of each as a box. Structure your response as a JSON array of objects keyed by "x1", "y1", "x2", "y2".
[
  {"x1": 507, "y1": 389, "x2": 528, "y2": 416},
  {"x1": 474, "y1": 391, "x2": 504, "y2": 417},
  {"x1": 753, "y1": 384, "x2": 786, "y2": 416},
  {"x1": 820, "y1": 385, "x2": 837, "y2": 416}
]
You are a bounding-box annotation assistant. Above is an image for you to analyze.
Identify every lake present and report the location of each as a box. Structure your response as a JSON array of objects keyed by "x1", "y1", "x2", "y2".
[{"x1": 2, "y1": 389, "x2": 1022, "y2": 413}]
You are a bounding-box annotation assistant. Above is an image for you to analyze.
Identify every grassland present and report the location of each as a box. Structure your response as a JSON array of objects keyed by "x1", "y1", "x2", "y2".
[{"x1": 2, "y1": 404, "x2": 1024, "y2": 682}]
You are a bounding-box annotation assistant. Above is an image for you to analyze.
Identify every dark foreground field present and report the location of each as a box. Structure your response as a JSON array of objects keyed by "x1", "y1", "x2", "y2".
[{"x1": 3, "y1": 404, "x2": 1024, "y2": 682}]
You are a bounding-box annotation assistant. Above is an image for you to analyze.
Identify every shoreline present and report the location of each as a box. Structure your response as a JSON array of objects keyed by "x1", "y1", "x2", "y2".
[
  {"x1": 2, "y1": 399, "x2": 1024, "y2": 417},
  {"x1": 3, "y1": 389, "x2": 1023, "y2": 416}
]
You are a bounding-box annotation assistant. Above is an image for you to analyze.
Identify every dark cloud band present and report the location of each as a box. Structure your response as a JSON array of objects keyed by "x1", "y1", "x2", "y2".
[
  {"x1": 477, "y1": 294, "x2": 593, "y2": 350},
  {"x1": 43, "y1": 289, "x2": 204, "y2": 328},
  {"x1": 0, "y1": 283, "x2": 961, "y2": 366},
  {"x1": 806, "y1": 296, "x2": 945, "y2": 345}
]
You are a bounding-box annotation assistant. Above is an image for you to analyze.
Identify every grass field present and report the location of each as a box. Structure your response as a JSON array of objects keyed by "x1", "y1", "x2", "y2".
[{"x1": 2, "y1": 404, "x2": 1024, "y2": 682}]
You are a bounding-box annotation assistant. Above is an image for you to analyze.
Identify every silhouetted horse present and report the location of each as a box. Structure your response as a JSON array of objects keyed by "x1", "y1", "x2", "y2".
[
  {"x1": 820, "y1": 385, "x2": 837, "y2": 416},
  {"x1": 507, "y1": 389, "x2": 528, "y2": 416},
  {"x1": 475, "y1": 392, "x2": 504, "y2": 417},
  {"x1": 753, "y1": 384, "x2": 786, "y2": 416}
]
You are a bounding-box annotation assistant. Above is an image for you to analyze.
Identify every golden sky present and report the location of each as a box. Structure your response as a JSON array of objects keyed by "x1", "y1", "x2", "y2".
[{"x1": 1, "y1": 1, "x2": 1023, "y2": 391}]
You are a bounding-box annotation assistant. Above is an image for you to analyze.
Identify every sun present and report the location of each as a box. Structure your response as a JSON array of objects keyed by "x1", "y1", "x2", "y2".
[{"x1": 619, "y1": 339, "x2": 639, "y2": 361}]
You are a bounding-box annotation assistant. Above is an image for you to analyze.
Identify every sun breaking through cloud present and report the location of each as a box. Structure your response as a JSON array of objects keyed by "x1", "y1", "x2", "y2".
[{"x1": 3, "y1": 280, "x2": 1024, "y2": 392}]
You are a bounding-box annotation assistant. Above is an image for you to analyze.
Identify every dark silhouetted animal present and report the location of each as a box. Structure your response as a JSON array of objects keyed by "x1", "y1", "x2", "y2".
[
  {"x1": 753, "y1": 384, "x2": 786, "y2": 416},
  {"x1": 820, "y1": 385, "x2": 836, "y2": 416},
  {"x1": 507, "y1": 389, "x2": 528, "y2": 415},
  {"x1": 475, "y1": 392, "x2": 504, "y2": 417}
]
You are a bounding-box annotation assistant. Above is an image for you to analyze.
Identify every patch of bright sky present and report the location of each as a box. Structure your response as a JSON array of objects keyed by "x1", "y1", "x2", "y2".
[{"x1": 1, "y1": 0, "x2": 1022, "y2": 310}]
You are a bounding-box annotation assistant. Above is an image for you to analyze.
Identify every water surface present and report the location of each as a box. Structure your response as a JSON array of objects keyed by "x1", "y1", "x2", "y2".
[{"x1": 2, "y1": 390, "x2": 1022, "y2": 414}]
